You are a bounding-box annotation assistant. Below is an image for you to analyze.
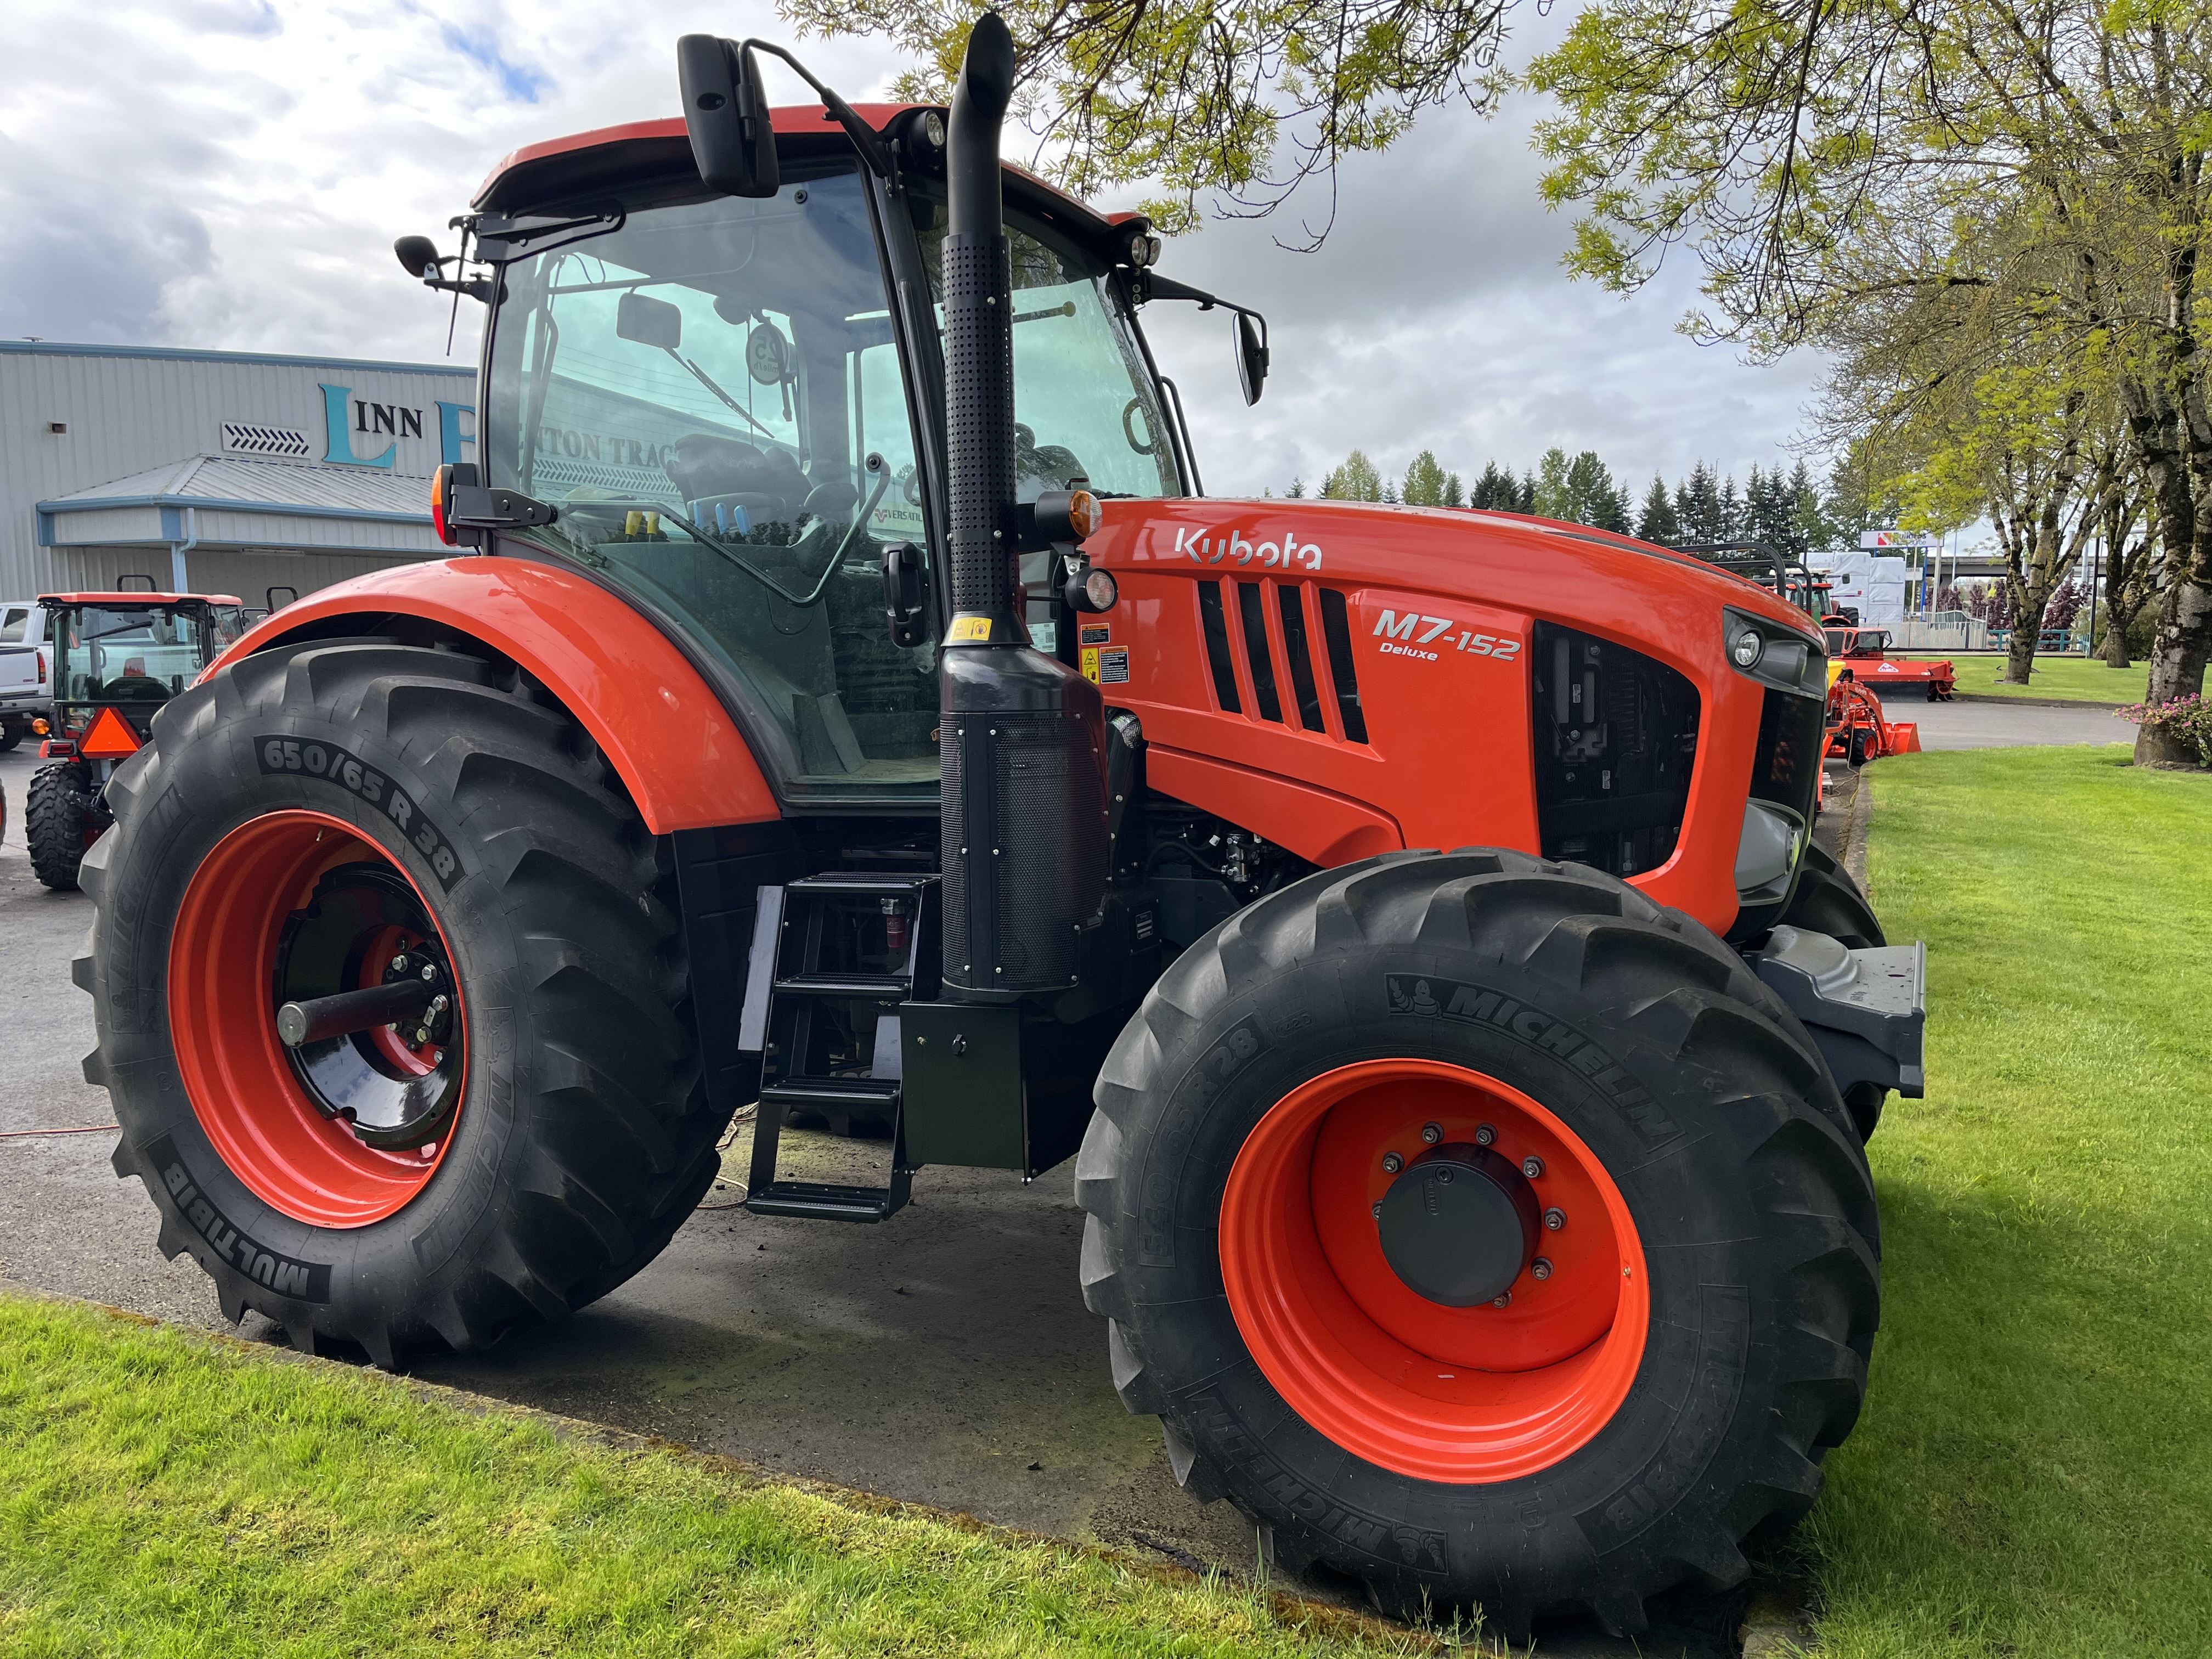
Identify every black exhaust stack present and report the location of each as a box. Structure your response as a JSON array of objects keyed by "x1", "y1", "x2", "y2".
[{"x1": 939, "y1": 13, "x2": 1108, "y2": 1002}]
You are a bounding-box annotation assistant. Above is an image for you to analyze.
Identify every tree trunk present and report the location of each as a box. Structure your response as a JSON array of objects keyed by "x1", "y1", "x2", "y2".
[
  {"x1": 2101, "y1": 608, "x2": 2134, "y2": 668},
  {"x1": 2004, "y1": 623, "x2": 2041, "y2": 686},
  {"x1": 2136, "y1": 575, "x2": 2212, "y2": 764}
]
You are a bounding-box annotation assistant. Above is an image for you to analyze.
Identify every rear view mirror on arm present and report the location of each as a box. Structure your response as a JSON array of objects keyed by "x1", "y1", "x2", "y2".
[
  {"x1": 1235, "y1": 311, "x2": 1269, "y2": 406},
  {"x1": 678, "y1": 35, "x2": 781, "y2": 198},
  {"x1": 617, "y1": 291, "x2": 685, "y2": 351}
]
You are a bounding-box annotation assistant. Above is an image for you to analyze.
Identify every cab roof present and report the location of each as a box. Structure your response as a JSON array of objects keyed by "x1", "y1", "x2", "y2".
[
  {"x1": 474, "y1": 104, "x2": 1142, "y2": 251},
  {"x1": 40, "y1": 592, "x2": 241, "y2": 608}
]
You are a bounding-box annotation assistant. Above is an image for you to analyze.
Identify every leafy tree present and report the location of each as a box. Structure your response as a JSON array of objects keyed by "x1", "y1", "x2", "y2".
[
  {"x1": 1531, "y1": 447, "x2": 1629, "y2": 530},
  {"x1": 1526, "y1": 0, "x2": 2212, "y2": 762},
  {"x1": 1401, "y1": 450, "x2": 1451, "y2": 506},
  {"x1": 1321, "y1": 449, "x2": 1384, "y2": 501},
  {"x1": 779, "y1": 0, "x2": 1517, "y2": 241},
  {"x1": 1636, "y1": 473, "x2": 1679, "y2": 544}
]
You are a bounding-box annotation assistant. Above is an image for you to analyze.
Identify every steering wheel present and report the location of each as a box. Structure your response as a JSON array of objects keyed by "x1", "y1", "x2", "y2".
[{"x1": 1121, "y1": 397, "x2": 1156, "y2": 456}]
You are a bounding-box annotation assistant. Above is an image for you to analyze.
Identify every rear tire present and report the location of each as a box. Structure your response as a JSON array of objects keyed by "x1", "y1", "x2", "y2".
[
  {"x1": 26, "y1": 760, "x2": 109, "y2": 891},
  {"x1": 1076, "y1": 850, "x2": 1878, "y2": 1637},
  {"x1": 77, "y1": 639, "x2": 727, "y2": 1364}
]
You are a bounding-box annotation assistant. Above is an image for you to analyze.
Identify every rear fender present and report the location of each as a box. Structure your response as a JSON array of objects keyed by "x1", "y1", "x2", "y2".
[{"x1": 215, "y1": 557, "x2": 776, "y2": 834}]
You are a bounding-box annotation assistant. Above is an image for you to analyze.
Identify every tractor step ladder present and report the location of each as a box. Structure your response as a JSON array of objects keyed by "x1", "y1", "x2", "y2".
[{"x1": 738, "y1": 872, "x2": 939, "y2": 1223}]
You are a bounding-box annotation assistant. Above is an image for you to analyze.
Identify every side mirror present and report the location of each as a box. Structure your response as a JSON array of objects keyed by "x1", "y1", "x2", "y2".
[
  {"x1": 394, "y1": 235, "x2": 441, "y2": 278},
  {"x1": 882, "y1": 541, "x2": 928, "y2": 648},
  {"x1": 1234, "y1": 311, "x2": 1269, "y2": 406},
  {"x1": 617, "y1": 291, "x2": 684, "y2": 351},
  {"x1": 266, "y1": 586, "x2": 298, "y2": 611},
  {"x1": 677, "y1": 35, "x2": 781, "y2": 198}
]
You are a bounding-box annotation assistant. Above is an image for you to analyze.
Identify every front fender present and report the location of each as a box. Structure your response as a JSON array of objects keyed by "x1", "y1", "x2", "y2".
[{"x1": 216, "y1": 557, "x2": 776, "y2": 834}]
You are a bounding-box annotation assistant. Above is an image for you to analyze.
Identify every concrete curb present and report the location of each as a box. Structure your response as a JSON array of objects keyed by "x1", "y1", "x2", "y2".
[
  {"x1": 1839, "y1": 765, "x2": 1875, "y2": 895},
  {"x1": 0, "y1": 1282, "x2": 1445, "y2": 1654},
  {"x1": 1950, "y1": 691, "x2": 2128, "y2": 710}
]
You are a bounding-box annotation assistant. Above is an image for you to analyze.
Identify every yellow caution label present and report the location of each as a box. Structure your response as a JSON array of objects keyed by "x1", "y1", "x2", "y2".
[
  {"x1": 1080, "y1": 646, "x2": 1101, "y2": 683},
  {"x1": 947, "y1": 616, "x2": 993, "y2": 642}
]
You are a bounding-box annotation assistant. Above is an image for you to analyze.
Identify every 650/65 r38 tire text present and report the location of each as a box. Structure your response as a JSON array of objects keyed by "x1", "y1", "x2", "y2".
[
  {"x1": 76, "y1": 639, "x2": 727, "y2": 1364},
  {"x1": 1075, "y1": 850, "x2": 1880, "y2": 1638}
]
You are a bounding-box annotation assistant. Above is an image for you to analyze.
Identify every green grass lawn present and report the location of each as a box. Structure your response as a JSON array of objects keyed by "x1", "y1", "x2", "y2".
[
  {"x1": 0, "y1": 1295, "x2": 1423, "y2": 1658},
  {"x1": 1802, "y1": 745, "x2": 2212, "y2": 1657},
  {"x1": 1898, "y1": 653, "x2": 2151, "y2": 703}
]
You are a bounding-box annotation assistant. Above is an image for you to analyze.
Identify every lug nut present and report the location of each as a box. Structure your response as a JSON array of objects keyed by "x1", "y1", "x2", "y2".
[
  {"x1": 428, "y1": 995, "x2": 449, "y2": 1014},
  {"x1": 1521, "y1": 1155, "x2": 1545, "y2": 1180},
  {"x1": 1544, "y1": 1206, "x2": 1567, "y2": 1231},
  {"x1": 1531, "y1": 1257, "x2": 1554, "y2": 1280},
  {"x1": 1492, "y1": 1291, "x2": 1512, "y2": 1308},
  {"x1": 1381, "y1": 1152, "x2": 1404, "y2": 1174},
  {"x1": 391, "y1": 954, "x2": 409, "y2": 972},
  {"x1": 1420, "y1": 1122, "x2": 1442, "y2": 1145},
  {"x1": 1372, "y1": 1203, "x2": 1384, "y2": 1220},
  {"x1": 420, "y1": 964, "x2": 439, "y2": 983},
  {"x1": 1474, "y1": 1124, "x2": 1497, "y2": 1146}
]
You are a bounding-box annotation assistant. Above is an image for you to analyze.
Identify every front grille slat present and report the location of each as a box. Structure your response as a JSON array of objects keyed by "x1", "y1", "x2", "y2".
[
  {"x1": 1277, "y1": 585, "x2": 1328, "y2": 732},
  {"x1": 1235, "y1": 581, "x2": 1284, "y2": 723},
  {"x1": 1316, "y1": 588, "x2": 1368, "y2": 742},
  {"x1": 1197, "y1": 581, "x2": 1242, "y2": 713}
]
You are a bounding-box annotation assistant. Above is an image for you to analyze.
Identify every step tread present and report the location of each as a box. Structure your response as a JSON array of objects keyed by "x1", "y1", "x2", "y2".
[
  {"x1": 745, "y1": 1180, "x2": 906, "y2": 1223},
  {"x1": 763, "y1": 1077, "x2": 902, "y2": 1105},
  {"x1": 772, "y1": 973, "x2": 911, "y2": 997}
]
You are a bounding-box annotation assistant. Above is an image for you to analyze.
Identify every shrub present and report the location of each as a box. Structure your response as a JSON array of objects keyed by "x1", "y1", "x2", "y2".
[{"x1": 2115, "y1": 694, "x2": 2212, "y2": 764}]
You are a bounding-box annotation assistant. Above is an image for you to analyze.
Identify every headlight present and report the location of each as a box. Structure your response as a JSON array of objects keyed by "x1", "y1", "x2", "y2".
[
  {"x1": 1724, "y1": 607, "x2": 1823, "y2": 696},
  {"x1": 1735, "y1": 799, "x2": 1808, "y2": 904}
]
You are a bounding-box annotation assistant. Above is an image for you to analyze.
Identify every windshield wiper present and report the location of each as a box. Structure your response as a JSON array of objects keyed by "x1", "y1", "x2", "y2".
[
  {"x1": 662, "y1": 348, "x2": 781, "y2": 443},
  {"x1": 588, "y1": 453, "x2": 893, "y2": 608}
]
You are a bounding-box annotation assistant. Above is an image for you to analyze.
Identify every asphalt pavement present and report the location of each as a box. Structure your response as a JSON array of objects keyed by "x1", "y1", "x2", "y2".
[
  {"x1": 1884, "y1": 692, "x2": 2131, "y2": 751},
  {"x1": 2, "y1": 698, "x2": 2119, "y2": 1651}
]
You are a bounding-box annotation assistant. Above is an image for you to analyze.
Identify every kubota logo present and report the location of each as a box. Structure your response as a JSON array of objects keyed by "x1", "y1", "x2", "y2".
[
  {"x1": 1372, "y1": 611, "x2": 1523, "y2": 664},
  {"x1": 1172, "y1": 525, "x2": 1324, "y2": 571}
]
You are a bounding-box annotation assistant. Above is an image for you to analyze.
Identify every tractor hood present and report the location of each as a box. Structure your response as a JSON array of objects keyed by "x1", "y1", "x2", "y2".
[{"x1": 1086, "y1": 495, "x2": 1823, "y2": 654}]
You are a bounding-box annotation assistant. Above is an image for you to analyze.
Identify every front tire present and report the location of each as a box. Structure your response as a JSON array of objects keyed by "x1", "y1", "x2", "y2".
[
  {"x1": 26, "y1": 760, "x2": 109, "y2": 890},
  {"x1": 77, "y1": 640, "x2": 727, "y2": 1364},
  {"x1": 1777, "y1": 842, "x2": 1884, "y2": 951},
  {"x1": 1076, "y1": 850, "x2": 1878, "y2": 1637}
]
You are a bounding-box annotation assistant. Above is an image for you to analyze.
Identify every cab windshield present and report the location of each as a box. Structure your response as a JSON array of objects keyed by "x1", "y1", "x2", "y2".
[{"x1": 485, "y1": 162, "x2": 937, "y2": 788}]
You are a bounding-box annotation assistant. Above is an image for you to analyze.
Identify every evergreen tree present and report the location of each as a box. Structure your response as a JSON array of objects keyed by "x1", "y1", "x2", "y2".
[
  {"x1": 1519, "y1": 471, "x2": 1538, "y2": 511},
  {"x1": 1718, "y1": 475, "x2": 1741, "y2": 539},
  {"x1": 1469, "y1": 461, "x2": 1516, "y2": 510},
  {"x1": 1637, "y1": 473, "x2": 1680, "y2": 544},
  {"x1": 1444, "y1": 471, "x2": 1465, "y2": 508},
  {"x1": 1287, "y1": 477, "x2": 1306, "y2": 499},
  {"x1": 1531, "y1": 448, "x2": 1575, "y2": 520},
  {"x1": 1676, "y1": 461, "x2": 1723, "y2": 543},
  {"x1": 1321, "y1": 450, "x2": 1383, "y2": 501}
]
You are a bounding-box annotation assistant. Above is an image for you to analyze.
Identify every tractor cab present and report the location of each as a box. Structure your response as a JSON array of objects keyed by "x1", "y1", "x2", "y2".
[
  {"x1": 443, "y1": 109, "x2": 1199, "y2": 802},
  {"x1": 25, "y1": 586, "x2": 245, "y2": 890}
]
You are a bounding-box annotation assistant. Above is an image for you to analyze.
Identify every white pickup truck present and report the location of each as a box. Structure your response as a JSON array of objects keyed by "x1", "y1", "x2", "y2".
[{"x1": 0, "y1": 602, "x2": 47, "y2": 751}]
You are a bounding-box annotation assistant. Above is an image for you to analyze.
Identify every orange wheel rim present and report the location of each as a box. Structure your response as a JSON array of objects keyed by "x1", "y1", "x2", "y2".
[
  {"x1": 167, "y1": 809, "x2": 464, "y2": 1228},
  {"x1": 1219, "y1": 1058, "x2": 1648, "y2": 1483}
]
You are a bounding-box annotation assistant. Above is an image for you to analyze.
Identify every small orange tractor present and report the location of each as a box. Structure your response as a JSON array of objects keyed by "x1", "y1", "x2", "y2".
[
  {"x1": 1821, "y1": 618, "x2": 1954, "y2": 701},
  {"x1": 1825, "y1": 668, "x2": 1923, "y2": 766}
]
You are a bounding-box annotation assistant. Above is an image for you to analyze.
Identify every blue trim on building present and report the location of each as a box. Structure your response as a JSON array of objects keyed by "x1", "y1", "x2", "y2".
[
  {"x1": 37, "y1": 494, "x2": 432, "y2": 527},
  {"x1": 0, "y1": 339, "x2": 471, "y2": 379}
]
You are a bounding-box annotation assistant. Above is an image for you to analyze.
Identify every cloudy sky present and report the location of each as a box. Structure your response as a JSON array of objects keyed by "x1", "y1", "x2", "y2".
[{"x1": 1, "y1": 0, "x2": 1830, "y2": 501}]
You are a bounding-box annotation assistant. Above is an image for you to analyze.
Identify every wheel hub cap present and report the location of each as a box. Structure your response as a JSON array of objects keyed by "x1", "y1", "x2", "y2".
[{"x1": 1376, "y1": 1143, "x2": 1538, "y2": 1306}]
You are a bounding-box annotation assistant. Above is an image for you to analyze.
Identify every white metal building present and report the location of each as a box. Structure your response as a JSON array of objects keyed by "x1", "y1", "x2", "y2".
[{"x1": 1, "y1": 340, "x2": 473, "y2": 606}]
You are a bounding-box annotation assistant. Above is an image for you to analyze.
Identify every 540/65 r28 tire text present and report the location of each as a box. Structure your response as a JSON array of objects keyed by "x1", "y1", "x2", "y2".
[
  {"x1": 77, "y1": 639, "x2": 729, "y2": 1364},
  {"x1": 1075, "y1": 849, "x2": 1880, "y2": 1638}
]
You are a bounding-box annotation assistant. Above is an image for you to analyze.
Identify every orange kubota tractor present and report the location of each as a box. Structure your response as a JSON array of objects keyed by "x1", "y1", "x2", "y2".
[{"x1": 77, "y1": 18, "x2": 1925, "y2": 1637}]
